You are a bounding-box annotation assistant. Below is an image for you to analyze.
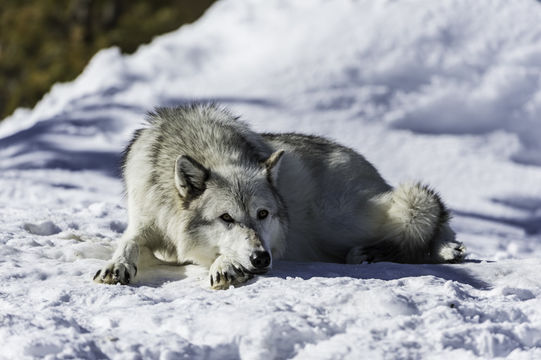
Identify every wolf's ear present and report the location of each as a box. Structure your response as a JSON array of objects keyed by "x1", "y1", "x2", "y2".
[
  {"x1": 175, "y1": 155, "x2": 210, "y2": 199},
  {"x1": 263, "y1": 149, "x2": 285, "y2": 185}
]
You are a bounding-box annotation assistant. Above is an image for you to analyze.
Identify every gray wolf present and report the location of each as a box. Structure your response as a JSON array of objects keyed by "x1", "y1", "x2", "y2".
[{"x1": 94, "y1": 104, "x2": 465, "y2": 289}]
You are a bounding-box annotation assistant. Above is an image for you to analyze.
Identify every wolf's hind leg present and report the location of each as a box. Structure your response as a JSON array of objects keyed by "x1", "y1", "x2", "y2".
[
  {"x1": 346, "y1": 243, "x2": 402, "y2": 264},
  {"x1": 346, "y1": 233, "x2": 466, "y2": 265},
  {"x1": 348, "y1": 183, "x2": 465, "y2": 264},
  {"x1": 429, "y1": 223, "x2": 466, "y2": 263},
  {"x1": 94, "y1": 227, "x2": 142, "y2": 285}
]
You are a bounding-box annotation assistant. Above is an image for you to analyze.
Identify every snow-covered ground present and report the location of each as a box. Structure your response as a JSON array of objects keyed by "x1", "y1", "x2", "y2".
[{"x1": 1, "y1": 0, "x2": 541, "y2": 358}]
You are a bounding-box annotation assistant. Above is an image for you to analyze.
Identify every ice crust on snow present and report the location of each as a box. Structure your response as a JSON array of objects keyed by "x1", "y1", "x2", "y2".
[{"x1": 1, "y1": 0, "x2": 541, "y2": 359}]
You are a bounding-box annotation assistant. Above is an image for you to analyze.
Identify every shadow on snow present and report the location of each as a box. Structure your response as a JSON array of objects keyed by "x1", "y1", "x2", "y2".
[
  {"x1": 269, "y1": 260, "x2": 491, "y2": 290},
  {"x1": 133, "y1": 259, "x2": 491, "y2": 290}
]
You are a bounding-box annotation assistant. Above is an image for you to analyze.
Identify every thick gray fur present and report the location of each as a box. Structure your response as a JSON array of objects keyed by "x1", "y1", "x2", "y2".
[{"x1": 94, "y1": 103, "x2": 465, "y2": 289}]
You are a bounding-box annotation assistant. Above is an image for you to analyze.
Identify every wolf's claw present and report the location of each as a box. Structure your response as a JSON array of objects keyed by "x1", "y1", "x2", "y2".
[
  {"x1": 94, "y1": 262, "x2": 137, "y2": 285},
  {"x1": 209, "y1": 256, "x2": 254, "y2": 290}
]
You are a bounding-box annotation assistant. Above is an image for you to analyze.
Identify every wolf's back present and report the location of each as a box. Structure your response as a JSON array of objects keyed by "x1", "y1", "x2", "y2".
[{"x1": 143, "y1": 104, "x2": 273, "y2": 171}]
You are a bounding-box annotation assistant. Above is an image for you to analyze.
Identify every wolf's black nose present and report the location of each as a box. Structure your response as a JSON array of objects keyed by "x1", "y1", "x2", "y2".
[{"x1": 250, "y1": 251, "x2": 271, "y2": 269}]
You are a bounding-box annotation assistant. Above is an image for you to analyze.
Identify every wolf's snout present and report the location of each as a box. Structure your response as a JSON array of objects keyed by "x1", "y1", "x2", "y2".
[{"x1": 250, "y1": 250, "x2": 271, "y2": 269}]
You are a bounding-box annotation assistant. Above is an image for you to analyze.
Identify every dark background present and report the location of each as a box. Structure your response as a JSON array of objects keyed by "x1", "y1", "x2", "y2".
[{"x1": 0, "y1": 0, "x2": 216, "y2": 120}]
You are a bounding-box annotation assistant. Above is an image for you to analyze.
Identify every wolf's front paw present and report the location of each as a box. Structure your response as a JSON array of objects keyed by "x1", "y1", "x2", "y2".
[
  {"x1": 209, "y1": 256, "x2": 253, "y2": 290},
  {"x1": 93, "y1": 261, "x2": 137, "y2": 285}
]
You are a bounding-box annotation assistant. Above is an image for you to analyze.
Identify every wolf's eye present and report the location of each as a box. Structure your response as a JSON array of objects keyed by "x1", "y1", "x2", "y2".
[
  {"x1": 220, "y1": 213, "x2": 234, "y2": 223},
  {"x1": 257, "y1": 209, "x2": 269, "y2": 220}
]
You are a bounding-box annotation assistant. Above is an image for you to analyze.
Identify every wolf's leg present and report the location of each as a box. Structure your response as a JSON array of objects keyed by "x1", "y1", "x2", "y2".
[
  {"x1": 346, "y1": 233, "x2": 466, "y2": 264},
  {"x1": 347, "y1": 183, "x2": 465, "y2": 264},
  {"x1": 208, "y1": 255, "x2": 254, "y2": 290},
  {"x1": 428, "y1": 223, "x2": 466, "y2": 263},
  {"x1": 346, "y1": 244, "x2": 396, "y2": 264},
  {"x1": 93, "y1": 226, "x2": 142, "y2": 285}
]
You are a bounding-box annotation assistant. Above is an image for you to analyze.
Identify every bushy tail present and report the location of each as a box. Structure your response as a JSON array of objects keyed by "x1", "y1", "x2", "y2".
[{"x1": 371, "y1": 182, "x2": 451, "y2": 262}]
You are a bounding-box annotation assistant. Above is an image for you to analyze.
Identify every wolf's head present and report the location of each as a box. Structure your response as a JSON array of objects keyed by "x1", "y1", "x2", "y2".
[{"x1": 174, "y1": 150, "x2": 288, "y2": 274}]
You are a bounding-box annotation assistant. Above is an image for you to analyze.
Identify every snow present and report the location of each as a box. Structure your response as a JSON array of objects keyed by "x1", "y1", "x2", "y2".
[{"x1": 1, "y1": 0, "x2": 541, "y2": 358}]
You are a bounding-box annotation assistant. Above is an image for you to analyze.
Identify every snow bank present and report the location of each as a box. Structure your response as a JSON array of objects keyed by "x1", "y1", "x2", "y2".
[
  {"x1": 3, "y1": 0, "x2": 541, "y2": 165},
  {"x1": 1, "y1": 0, "x2": 541, "y2": 359}
]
